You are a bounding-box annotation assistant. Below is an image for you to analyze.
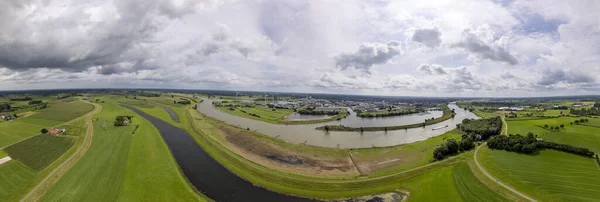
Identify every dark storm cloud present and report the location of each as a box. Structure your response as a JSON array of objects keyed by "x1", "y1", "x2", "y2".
[
  {"x1": 335, "y1": 41, "x2": 401, "y2": 72},
  {"x1": 412, "y1": 28, "x2": 442, "y2": 48},
  {"x1": 537, "y1": 69, "x2": 595, "y2": 86},
  {"x1": 0, "y1": 0, "x2": 196, "y2": 74},
  {"x1": 451, "y1": 31, "x2": 519, "y2": 65}
]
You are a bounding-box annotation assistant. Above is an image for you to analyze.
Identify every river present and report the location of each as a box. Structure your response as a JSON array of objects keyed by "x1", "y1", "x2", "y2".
[
  {"x1": 197, "y1": 99, "x2": 479, "y2": 148},
  {"x1": 121, "y1": 105, "x2": 312, "y2": 202}
]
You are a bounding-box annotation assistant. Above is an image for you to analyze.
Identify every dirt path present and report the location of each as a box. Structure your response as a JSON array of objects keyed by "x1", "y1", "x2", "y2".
[
  {"x1": 473, "y1": 144, "x2": 537, "y2": 202},
  {"x1": 0, "y1": 156, "x2": 11, "y2": 165},
  {"x1": 347, "y1": 152, "x2": 364, "y2": 175},
  {"x1": 502, "y1": 116, "x2": 508, "y2": 135},
  {"x1": 20, "y1": 101, "x2": 102, "y2": 202}
]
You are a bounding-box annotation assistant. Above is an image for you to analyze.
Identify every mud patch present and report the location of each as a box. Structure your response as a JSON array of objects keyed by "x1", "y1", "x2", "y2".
[{"x1": 218, "y1": 126, "x2": 359, "y2": 176}]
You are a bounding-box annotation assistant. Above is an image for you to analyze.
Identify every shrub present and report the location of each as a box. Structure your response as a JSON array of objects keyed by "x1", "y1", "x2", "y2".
[{"x1": 41, "y1": 128, "x2": 48, "y2": 134}]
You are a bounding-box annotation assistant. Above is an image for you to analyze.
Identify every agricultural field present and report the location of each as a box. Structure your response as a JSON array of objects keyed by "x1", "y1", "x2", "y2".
[
  {"x1": 4, "y1": 134, "x2": 75, "y2": 171},
  {"x1": 398, "y1": 166, "x2": 462, "y2": 202},
  {"x1": 27, "y1": 100, "x2": 94, "y2": 123},
  {"x1": 506, "y1": 117, "x2": 600, "y2": 152},
  {"x1": 452, "y1": 163, "x2": 509, "y2": 202},
  {"x1": 0, "y1": 161, "x2": 38, "y2": 201},
  {"x1": 0, "y1": 121, "x2": 42, "y2": 149},
  {"x1": 478, "y1": 147, "x2": 600, "y2": 202},
  {"x1": 0, "y1": 150, "x2": 7, "y2": 158}
]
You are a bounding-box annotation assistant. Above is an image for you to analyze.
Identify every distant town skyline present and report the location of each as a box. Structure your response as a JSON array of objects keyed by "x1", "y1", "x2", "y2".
[{"x1": 1, "y1": 0, "x2": 599, "y2": 97}]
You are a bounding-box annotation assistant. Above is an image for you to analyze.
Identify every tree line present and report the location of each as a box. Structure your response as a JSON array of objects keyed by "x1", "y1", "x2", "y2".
[
  {"x1": 487, "y1": 133, "x2": 595, "y2": 157},
  {"x1": 433, "y1": 138, "x2": 475, "y2": 160},
  {"x1": 356, "y1": 109, "x2": 421, "y2": 118},
  {"x1": 298, "y1": 109, "x2": 340, "y2": 115}
]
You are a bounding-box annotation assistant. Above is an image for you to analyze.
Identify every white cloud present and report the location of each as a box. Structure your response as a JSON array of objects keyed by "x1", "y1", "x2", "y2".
[{"x1": 0, "y1": 0, "x2": 599, "y2": 97}]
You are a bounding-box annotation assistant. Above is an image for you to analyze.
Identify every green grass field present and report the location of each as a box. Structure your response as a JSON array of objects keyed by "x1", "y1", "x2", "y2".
[
  {"x1": 215, "y1": 105, "x2": 294, "y2": 122},
  {"x1": 27, "y1": 100, "x2": 94, "y2": 123},
  {"x1": 452, "y1": 163, "x2": 509, "y2": 202},
  {"x1": 4, "y1": 134, "x2": 75, "y2": 171},
  {"x1": 0, "y1": 161, "x2": 38, "y2": 201},
  {"x1": 0, "y1": 121, "x2": 42, "y2": 149},
  {"x1": 40, "y1": 101, "x2": 204, "y2": 201},
  {"x1": 0, "y1": 150, "x2": 7, "y2": 158},
  {"x1": 507, "y1": 117, "x2": 600, "y2": 152},
  {"x1": 118, "y1": 108, "x2": 202, "y2": 201},
  {"x1": 398, "y1": 165, "x2": 461, "y2": 201},
  {"x1": 352, "y1": 130, "x2": 462, "y2": 175},
  {"x1": 478, "y1": 147, "x2": 600, "y2": 202},
  {"x1": 39, "y1": 121, "x2": 134, "y2": 201}
]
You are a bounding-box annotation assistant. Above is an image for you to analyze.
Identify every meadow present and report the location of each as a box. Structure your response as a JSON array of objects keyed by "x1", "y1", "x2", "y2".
[
  {"x1": 39, "y1": 101, "x2": 204, "y2": 201},
  {"x1": 27, "y1": 100, "x2": 94, "y2": 123},
  {"x1": 214, "y1": 103, "x2": 350, "y2": 124},
  {"x1": 4, "y1": 134, "x2": 75, "y2": 171},
  {"x1": 0, "y1": 161, "x2": 38, "y2": 201},
  {"x1": 452, "y1": 163, "x2": 509, "y2": 202},
  {"x1": 39, "y1": 121, "x2": 134, "y2": 201},
  {"x1": 478, "y1": 147, "x2": 600, "y2": 202},
  {"x1": 0, "y1": 121, "x2": 42, "y2": 149},
  {"x1": 506, "y1": 117, "x2": 600, "y2": 152}
]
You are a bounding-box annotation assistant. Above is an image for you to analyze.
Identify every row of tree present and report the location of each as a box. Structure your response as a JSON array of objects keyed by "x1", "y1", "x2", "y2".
[
  {"x1": 570, "y1": 107, "x2": 600, "y2": 116},
  {"x1": 488, "y1": 133, "x2": 595, "y2": 157},
  {"x1": 9, "y1": 96, "x2": 32, "y2": 101}
]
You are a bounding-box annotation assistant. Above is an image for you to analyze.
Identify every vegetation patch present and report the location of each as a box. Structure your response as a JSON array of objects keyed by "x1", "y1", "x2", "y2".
[{"x1": 4, "y1": 134, "x2": 75, "y2": 171}]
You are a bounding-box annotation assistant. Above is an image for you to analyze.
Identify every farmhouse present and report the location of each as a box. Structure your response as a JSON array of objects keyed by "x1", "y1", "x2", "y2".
[
  {"x1": 1, "y1": 114, "x2": 15, "y2": 120},
  {"x1": 48, "y1": 128, "x2": 66, "y2": 135}
]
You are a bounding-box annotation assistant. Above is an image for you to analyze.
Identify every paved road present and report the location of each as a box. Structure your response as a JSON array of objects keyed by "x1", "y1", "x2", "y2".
[
  {"x1": 473, "y1": 117, "x2": 537, "y2": 202},
  {"x1": 21, "y1": 102, "x2": 102, "y2": 202}
]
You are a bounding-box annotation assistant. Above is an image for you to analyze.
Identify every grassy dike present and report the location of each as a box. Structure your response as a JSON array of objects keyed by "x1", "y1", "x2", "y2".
[{"x1": 316, "y1": 106, "x2": 456, "y2": 132}]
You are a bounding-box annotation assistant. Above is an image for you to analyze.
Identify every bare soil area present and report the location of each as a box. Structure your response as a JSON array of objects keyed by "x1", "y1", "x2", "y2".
[{"x1": 216, "y1": 126, "x2": 361, "y2": 176}]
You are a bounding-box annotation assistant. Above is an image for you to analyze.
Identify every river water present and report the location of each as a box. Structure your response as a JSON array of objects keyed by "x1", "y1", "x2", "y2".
[
  {"x1": 197, "y1": 99, "x2": 479, "y2": 148},
  {"x1": 121, "y1": 105, "x2": 312, "y2": 202}
]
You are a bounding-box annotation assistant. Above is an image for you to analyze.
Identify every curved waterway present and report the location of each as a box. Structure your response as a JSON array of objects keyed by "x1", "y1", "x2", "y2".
[
  {"x1": 121, "y1": 105, "x2": 312, "y2": 202},
  {"x1": 150, "y1": 102, "x2": 180, "y2": 122},
  {"x1": 197, "y1": 99, "x2": 479, "y2": 148}
]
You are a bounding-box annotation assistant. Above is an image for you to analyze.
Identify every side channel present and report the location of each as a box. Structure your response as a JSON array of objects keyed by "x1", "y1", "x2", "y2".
[{"x1": 121, "y1": 105, "x2": 313, "y2": 202}]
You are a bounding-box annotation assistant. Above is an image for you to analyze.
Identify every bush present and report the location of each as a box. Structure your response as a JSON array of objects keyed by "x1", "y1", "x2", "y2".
[
  {"x1": 459, "y1": 117, "x2": 502, "y2": 140},
  {"x1": 41, "y1": 128, "x2": 48, "y2": 134}
]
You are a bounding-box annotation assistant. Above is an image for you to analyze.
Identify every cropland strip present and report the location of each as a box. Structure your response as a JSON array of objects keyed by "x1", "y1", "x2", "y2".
[
  {"x1": 4, "y1": 134, "x2": 75, "y2": 171},
  {"x1": 121, "y1": 105, "x2": 312, "y2": 201},
  {"x1": 317, "y1": 106, "x2": 455, "y2": 131}
]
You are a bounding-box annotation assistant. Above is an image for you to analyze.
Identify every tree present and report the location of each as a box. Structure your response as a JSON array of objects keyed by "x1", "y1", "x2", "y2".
[
  {"x1": 41, "y1": 128, "x2": 48, "y2": 134},
  {"x1": 544, "y1": 124, "x2": 548, "y2": 128},
  {"x1": 560, "y1": 124, "x2": 564, "y2": 128}
]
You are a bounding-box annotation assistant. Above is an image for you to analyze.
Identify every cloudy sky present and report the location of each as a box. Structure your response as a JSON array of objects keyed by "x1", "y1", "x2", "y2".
[{"x1": 1, "y1": 0, "x2": 599, "y2": 97}]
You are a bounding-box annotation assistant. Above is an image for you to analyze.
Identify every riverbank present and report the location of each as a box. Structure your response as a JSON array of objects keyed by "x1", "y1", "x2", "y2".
[{"x1": 316, "y1": 106, "x2": 456, "y2": 132}]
